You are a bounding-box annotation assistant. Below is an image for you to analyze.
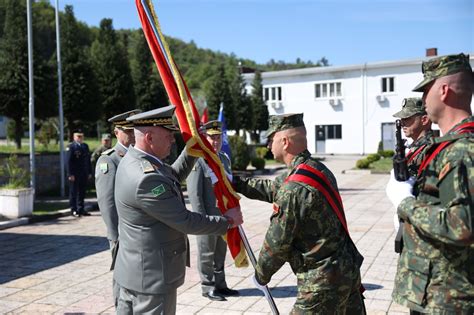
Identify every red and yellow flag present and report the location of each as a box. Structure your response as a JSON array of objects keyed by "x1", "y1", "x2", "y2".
[{"x1": 136, "y1": 0, "x2": 248, "y2": 267}]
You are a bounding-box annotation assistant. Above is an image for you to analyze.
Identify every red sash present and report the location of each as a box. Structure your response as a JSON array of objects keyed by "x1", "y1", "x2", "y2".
[
  {"x1": 418, "y1": 122, "x2": 474, "y2": 177},
  {"x1": 407, "y1": 144, "x2": 426, "y2": 164}
]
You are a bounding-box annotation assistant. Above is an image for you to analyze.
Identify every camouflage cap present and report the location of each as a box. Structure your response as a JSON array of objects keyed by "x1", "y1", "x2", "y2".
[
  {"x1": 267, "y1": 113, "x2": 305, "y2": 138},
  {"x1": 413, "y1": 53, "x2": 472, "y2": 92},
  {"x1": 126, "y1": 105, "x2": 179, "y2": 131},
  {"x1": 101, "y1": 133, "x2": 112, "y2": 140},
  {"x1": 392, "y1": 98, "x2": 425, "y2": 119},
  {"x1": 108, "y1": 109, "x2": 143, "y2": 130},
  {"x1": 200, "y1": 120, "x2": 222, "y2": 135}
]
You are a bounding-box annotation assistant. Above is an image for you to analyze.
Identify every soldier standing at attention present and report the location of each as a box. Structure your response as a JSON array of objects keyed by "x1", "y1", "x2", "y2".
[
  {"x1": 186, "y1": 120, "x2": 239, "y2": 301},
  {"x1": 233, "y1": 113, "x2": 366, "y2": 314},
  {"x1": 113, "y1": 105, "x2": 243, "y2": 315},
  {"x1": 90, "y1": 133, "x2": 112, "y2": 169},
  {"x1": 391, "y1": 98, "x2": 434, "y2": 230},
  {"x1": 67, "y1": 130, "x2": 92, "y2": 217},
  {"x1": 386, "y1": 53, "x2": 474, "y2": 314}
]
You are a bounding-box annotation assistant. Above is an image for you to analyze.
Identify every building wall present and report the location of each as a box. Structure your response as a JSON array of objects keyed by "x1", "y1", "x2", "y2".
[{"x1": 245, "y1": 56, "x2": 474, "y2": 155}]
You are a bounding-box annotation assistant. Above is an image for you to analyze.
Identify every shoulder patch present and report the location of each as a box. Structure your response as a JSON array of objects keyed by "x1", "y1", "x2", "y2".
[
  {"x1": 438, "y1": 162, "x2": 451, "y2": 181},
  {"x1": 102, "y1": 148, "x2": 115, "y2": 156},
  {"x1": 99, "y1": 163, "x2": 108, "y2": 174},
  {"x1": 151, "y1": 184, "x2": 166, "y2": 197},
  {"x1": 272, "y1": 203, "x2": 280, "y2": 214},
  {"x1": 141, "y1": 160, "x2": 156, "y2": 173}
]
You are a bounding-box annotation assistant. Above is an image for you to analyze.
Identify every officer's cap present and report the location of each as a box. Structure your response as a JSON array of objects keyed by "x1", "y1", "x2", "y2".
[
  {"x1": 392, "y1": 98, "x2": 426, "y2": 119},
  {"x1": 200, "y1": 120, "x2": 222, "y2": 135},
  {"x1": 73, "y1": 130, "x2": 84, "y2": 137},
  {"x1": 126, "y1": 105, "x2": 179, "y2": 131},
  {"x1": 108, "y1": 109, "x2": 143, "y2": 130},
  {"x1": 267, "y1": 113, "x2": 305, "y2": 138},
  {"x1": 413, "y1": 53, "x2": 472, "y2": 92}
]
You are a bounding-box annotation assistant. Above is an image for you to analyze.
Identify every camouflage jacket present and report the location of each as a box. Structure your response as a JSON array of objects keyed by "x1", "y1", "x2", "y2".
[
  {"x1": 394, "y1": 116, "x2": 474, "y2": 313},
  {"x1": 406, "y1": 130, "x2": 435, "y2": 178},
  {"x1": 235, "y1": 150, "x2": 363, "y2": 292}
]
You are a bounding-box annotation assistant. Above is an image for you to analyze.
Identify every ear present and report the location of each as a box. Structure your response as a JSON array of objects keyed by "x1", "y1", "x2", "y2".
[
  {"x1": 144, "y1": 131, "x2": 153, "y2": 145},
  {"x1": 282, "y1": 135, "x2": 290, "y2": 151},
  {"x1": 420, "y1": 115, "x2": 430, "y2": 126},
  {"x1": 440, "y1": 83, "x2": 450, "y2": 102}
]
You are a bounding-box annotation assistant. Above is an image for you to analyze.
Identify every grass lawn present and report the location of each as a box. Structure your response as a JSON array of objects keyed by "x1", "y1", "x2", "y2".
[
  {"x1": 33, "y1": 200, "x2": 69, "y2": 215},
  {"x1": 370, "y1": 157, "x2": 392, "y2": 173}
]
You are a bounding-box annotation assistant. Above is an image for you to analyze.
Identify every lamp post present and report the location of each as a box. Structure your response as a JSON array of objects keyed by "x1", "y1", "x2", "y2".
[{"x1": 26, "y1": 0, "x2": 35, "y2": 190}]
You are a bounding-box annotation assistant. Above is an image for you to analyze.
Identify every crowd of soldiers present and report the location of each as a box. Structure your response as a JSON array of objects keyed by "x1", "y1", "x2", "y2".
[{"x1": 66, "y1": 53, "x2": 472, "y2": 315}]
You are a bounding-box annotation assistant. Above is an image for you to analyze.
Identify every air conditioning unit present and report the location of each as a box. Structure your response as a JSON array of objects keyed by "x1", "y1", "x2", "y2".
[
  {"x1": 271, "y1": 102, "x2": 283, "y2": 109},
  {"x1": 329, "y1": 98, "x2": 340, "y2": 106},
  {"x1": 376, "y1": 95, "x2": 387, "y2": 102}
]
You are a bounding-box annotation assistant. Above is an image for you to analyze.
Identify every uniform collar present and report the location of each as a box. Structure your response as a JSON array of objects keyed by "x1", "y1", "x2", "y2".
[
  {"x1": 116, "y1": 141, "x2": 128, "y2": 152},
  {"x1": 446, "y1": 115, "x2": 474, "y2": 135},
  {"x1": 132, "y1": 145, "x2": 163, "y2": 166},
  {"x1": 289, "y1": 149, "x2": 311, "y2": 169}
]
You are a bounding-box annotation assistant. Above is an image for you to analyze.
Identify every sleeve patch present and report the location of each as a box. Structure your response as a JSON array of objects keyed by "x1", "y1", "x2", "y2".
[
  {"x1": 438, "y1": 162, "x2": 451, "y2": 181},
  {"x1": 272, "y1": 203, "x2": 280, "y2": 214},
  {"x1": 99, "y1": 163, "x2": 108, "y2": 174},
  {"x1": 151, "y1": 184, "x2": 166, "y2": 197}
]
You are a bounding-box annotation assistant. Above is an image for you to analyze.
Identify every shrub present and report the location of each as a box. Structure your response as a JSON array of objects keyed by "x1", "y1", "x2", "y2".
[
  {"x1": 366, "y1": 153, "x2": 381, "y2": 163},
  {"x1": 0, "y1": 155, "x2": 29, "y2": 188},
  {"x1": 380, "y1": 150, "x2": 395, "y2": 158},
  {"x1": 377, "y1": 141, "x2": 384, "y2": 154},
  {"x1": 251, "y1": 157, "x2": 265, "y2": 170},
  {"x1": 356, "y1": 158, "x2": 371, "y2": 169},
  {"x1": 255, "y1": 147, "x2": 268, "y2": 159},
  {"x1": 229, "y1": 135, "x2": 250, "y2": 171}
]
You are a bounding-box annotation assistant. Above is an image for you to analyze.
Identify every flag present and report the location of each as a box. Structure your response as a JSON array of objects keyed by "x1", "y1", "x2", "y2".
[
  {"x1": 218, "y1": 103, "x2": 232, "y2": 158},
  {"x1": 201, "y1": 107, "x2": 209, "y2": 124},
  {"x1": 136, "y1": 0, "x2": 248, "y2": 267}
]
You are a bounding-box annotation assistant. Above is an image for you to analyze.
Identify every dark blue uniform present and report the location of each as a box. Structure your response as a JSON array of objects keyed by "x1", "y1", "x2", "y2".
[{"x1": 67, "y1": 141, "x2": 92, "y2": 215}]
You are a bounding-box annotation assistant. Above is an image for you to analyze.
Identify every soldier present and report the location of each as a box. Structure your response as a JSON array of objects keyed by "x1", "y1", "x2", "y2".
[
  {"x1": 233, "y1": 113, "x2": 366, "y2": 314},
  {"x1": 67, "y1": 130, "x2": 92, "y2": 217},
  {"x1": 186, "y1": 120, "x2": 239, "y2": 301},
  {"x1": 90, "y1": 133, "x2": 112, "y2": 169},
  {"x1": 113, "y1": 106, "x2": 243, "y2": 314},
  {"x1": 391, "y1": 98, "x2": 434, "y2": 231},
  {"x1": 386, "y1": 53, "x2": 474, "y2": 314},
  {"x1": 392, "y1": 97, "x2": 434, "y2": 177}
]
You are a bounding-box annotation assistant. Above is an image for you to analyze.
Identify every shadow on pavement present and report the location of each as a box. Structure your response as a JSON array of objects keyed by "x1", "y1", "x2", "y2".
[
  {"x1": 237, "y1": 285, "x2": 297, "y2": 298},
  {"x1": 362, "y1": 283, "x2": 384, "y2": 290},
  {"x1": 0, "y1": 232, "x2": 108, "y2": 284}
]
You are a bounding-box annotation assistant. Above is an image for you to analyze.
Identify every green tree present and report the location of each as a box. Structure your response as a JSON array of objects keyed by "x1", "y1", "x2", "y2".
[
  {"x1": 250, "y1": 70, "x2": 269, "y2": 142},
  {"x1": 229, "y1": 65, "x2": 252, "y2": 134},
  {"x1": 61, "y1": 5, "x2": 99, "y2": 138},
  {"x1": 131, "y1": 31, "x2": 168, "y2": 111},
  {"x1": 205, "y1": 64, "x2": 234, "y2": 127},
  {"x1": 91, "y1": 18, "x2": 135, "y2": 122}
]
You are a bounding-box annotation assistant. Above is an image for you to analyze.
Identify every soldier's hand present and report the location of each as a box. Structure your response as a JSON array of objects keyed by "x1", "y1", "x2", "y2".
[
  {"x1": 386, "y1": 169, "x2": 415, "y2": 209},
  {"x1": 224, "y1": 206, "x2": 243, "y2": 228},
  {"x1": 68, "y1": 175, "x2": 75, "y2": 182}
]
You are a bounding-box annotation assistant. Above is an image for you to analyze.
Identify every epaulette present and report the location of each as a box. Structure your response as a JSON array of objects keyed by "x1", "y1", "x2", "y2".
[
  {"x1": 101, "y1": 148, "x2": 115, "y2": 156},
  {"x1": 141, "y1": 159, "x2": 157, "y2": 173}
]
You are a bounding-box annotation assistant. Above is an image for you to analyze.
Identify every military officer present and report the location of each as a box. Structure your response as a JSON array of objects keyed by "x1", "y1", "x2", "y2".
[
  {"x1": 113, "y1": 106, "x2": 243, "y2": 314},
  {"x1": 393, "y1": 97, "x2": 434, "y2": 177},
  {"x1": 386, "y1": 53, "x2": 474, "y2": 314},
  {"x1": 233, "y1": 114, "x2": 366, "y2": 314},
  {"x1": 186, "y1": 120, "x2": 239, "y2": 301},
  {"x1": 67, "y1": 130, "x2": 92, "y2": 217},
  {"x1": 91, "y1": 133, "x2": 112, "y2": 168}
]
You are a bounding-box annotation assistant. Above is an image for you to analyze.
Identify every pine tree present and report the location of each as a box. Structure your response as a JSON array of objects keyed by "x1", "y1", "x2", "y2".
[
  {"x1": 91, "y1": 18, "x2": 135, "y2": 122},
  {"x1": 205, "y1": 64, "x2": 234, "y2": 128},
  {"x1": 61, "y1": 5, "x2": 99, "y2": 138},
  {"x1": 131, "y1": 31, "x2": 168, "y2": 111},
  {"x1": 250, "y1": 70, "x2": 269, "y2": 143},
  {"x1": 229, "y1": 66, "x2": 253, "y2": 134}
]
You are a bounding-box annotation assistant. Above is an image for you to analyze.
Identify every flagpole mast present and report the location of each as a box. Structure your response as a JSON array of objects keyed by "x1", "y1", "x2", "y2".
[{"x1": 26, "y1": 0, "x2": 35, "y2": 190}]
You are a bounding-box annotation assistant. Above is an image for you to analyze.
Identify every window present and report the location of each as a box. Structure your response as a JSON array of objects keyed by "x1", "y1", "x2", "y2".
[
  {"x1": 381, "y1": 77, "x2": 395, "y2": 93},
  {"x1": 315, "y1": 82, "x2": 342, "y2": 99},
  {"x1": 317, "y1": 124, "x2": 342, "y2": 139},
  {"x1": 264, "y1": 86, "x2": 282, "y2": 101}
]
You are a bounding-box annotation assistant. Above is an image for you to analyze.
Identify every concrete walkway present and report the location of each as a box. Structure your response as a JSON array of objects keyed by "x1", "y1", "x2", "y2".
[{"x1": 0, "y1": 155, "x2": 409, "y2": 314}]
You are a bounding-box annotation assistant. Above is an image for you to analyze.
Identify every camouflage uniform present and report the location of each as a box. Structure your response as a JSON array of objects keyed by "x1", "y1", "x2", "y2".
[
  {"x1": 393, "y1": 54, "x2": 474, "y2": 314},
  {"x1": 235, "y1": 114, "x2": 365, "y2": 314}
]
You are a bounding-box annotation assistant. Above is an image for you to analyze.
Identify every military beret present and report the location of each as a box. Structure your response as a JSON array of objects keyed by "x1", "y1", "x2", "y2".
[
  {"x1": 413, "y1": 53, "x2": 472, "y2": 92},
  {"x1": 200, "y1": 120, "x2": 222, "y2": 135},
  {"x1": 392, "y1": 98, "x2": 425, "y2": 119},
  {"x1": 267, "y1": 113, "x2": 305, "y2": 138},
  {"x1": 108, "y1": 109, "x2": 143, "y2": 130},
  {"x1": 126, "y1": 105, "x2": 179, "y2": 131}
]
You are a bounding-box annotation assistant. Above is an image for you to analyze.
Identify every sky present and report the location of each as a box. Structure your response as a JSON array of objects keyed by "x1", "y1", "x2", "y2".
[{"x1": 59, "y1": 0, "x2": 474, "y2": 67}]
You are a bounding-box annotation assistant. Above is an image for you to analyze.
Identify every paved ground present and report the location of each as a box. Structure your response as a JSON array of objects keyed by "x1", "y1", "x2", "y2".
[{"x1": 0, "y1": 155, "x2": 410, "y2": 314}]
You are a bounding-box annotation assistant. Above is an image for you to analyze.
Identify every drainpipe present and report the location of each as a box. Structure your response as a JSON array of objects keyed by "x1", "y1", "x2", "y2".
[{"x1": 361, "y1": 63, "x2": 367, "y2": 155}]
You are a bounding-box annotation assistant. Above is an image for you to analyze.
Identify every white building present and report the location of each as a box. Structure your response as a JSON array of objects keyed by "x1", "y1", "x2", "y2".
[{"x1": 243, "y1": 52, "x2": 474, "y2": 155}]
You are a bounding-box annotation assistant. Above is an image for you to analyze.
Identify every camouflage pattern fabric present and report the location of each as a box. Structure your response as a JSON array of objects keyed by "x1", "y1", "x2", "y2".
[
  {"x1": 394, "y1": 116, "x2": 474, "y2": 314},
  {"x1": 406, "y1": 130, "x2": 435, "y2": 178},
  {"x1": 235, "y1": 150, "x2": 365, "y2": 314},
  {"x1": 393, "y1": 98, "x2": 426, "y2": 119},
  {"x1": 413, "y1": 53, "x2": 472, "y2": 92},
  {"x1": 266, "y1": 113, "x2": 305, "y2": 138},
  {"x1": 91, "y1": 145, "x2": 110, "y2": 167}
]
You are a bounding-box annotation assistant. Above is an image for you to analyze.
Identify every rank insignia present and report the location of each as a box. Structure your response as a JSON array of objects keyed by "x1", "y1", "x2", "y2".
[
  {"x1": 152, "y1": 184, "x2": 166, "y2": 197},
  {"x1": 99, "y1": 163, "x2": 108, "y2": 174}
]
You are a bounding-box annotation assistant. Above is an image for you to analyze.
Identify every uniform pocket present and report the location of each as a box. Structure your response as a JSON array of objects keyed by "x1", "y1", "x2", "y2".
[
  {"x1": 161, "y1": 239, "x2": 187, "y2": 285},
  {"x1": 405, "y1": 255, "x2": 430, "y2": 306}
]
